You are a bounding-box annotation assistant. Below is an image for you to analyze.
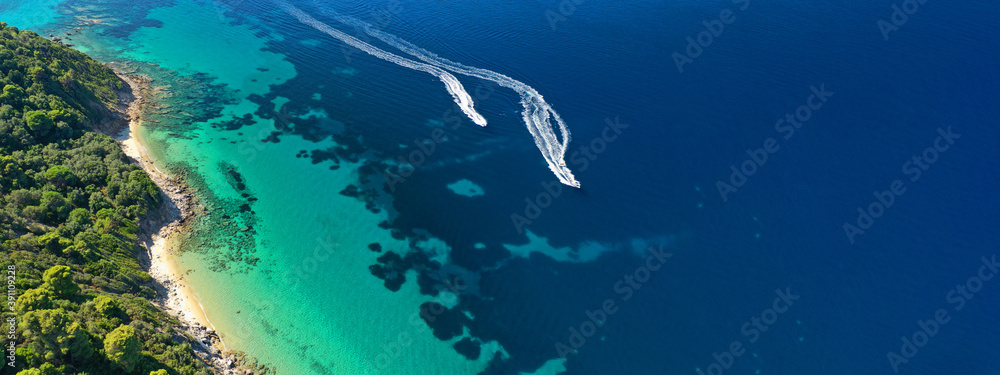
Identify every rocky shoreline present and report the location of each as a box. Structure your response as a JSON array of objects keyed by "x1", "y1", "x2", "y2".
[{"x1": 106, "y1": 65, "x2": 271, "y2": 375}]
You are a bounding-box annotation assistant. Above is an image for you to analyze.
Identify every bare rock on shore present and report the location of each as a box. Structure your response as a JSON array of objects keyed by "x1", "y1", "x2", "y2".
[{"x1": 105, "y1": 65, "x2": 270, "y2": 375}]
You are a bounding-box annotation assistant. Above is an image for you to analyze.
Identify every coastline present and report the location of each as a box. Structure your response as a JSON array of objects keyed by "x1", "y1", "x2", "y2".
[
  {"x1": 113, "y1": 72, "x2": 216, "y2": 330},
  {"x1": 107, "y1": 68, "x2": 249, "y2": 374}
]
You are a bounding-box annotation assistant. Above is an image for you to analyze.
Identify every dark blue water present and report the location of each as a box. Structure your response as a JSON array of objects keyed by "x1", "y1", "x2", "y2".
[
  {"x1": 248, "y1": 0, "x2": 1000, "y2": 373},
  {"x1": 12, "y1": 0, "x2": 998, "y2": 372}
]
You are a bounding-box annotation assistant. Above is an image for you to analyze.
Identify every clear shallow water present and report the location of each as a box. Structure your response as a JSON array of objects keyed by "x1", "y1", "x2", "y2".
[{"x1": 3, "y1": 0, "x2": 999, "y2": 374}]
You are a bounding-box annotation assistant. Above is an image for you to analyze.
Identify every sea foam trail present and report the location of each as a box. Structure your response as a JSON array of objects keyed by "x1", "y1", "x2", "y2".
[
  {"x1": 278, "y1": 2, "x2": 487, "y2": 127},
  {"x1": 329, "y1": 12, "x2": 580, "y2": 188},
  {"x1": 281, "y1": 2, "x2": 580, "y2": 188}
]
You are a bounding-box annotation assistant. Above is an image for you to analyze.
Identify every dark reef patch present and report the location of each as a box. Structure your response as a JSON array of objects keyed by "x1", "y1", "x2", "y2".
[
  {"x1": 205, "y1": 15, "x2": 639, "y2": 374},
  {"x1": 454, "y1": 337, "x2": 482, "y2": 361},
  {"x1": 77, "y1": 0, "x2": 174, "y2": 39},
  {"x1": 419, "y1": 302, "x2": 467, "y2": 341},
  {"x1": 262, "y1": 131, "x2": 281, "y2": 143},
  {"x1": 309, "y1": 148, "x2": 339, "y2": 165},
  {"x1": 367, "y1": 249, "x2": 442, "y2": 292},
  {"x1": 214, "y1": 113, "x2": 256, "y2": 131},
  {"x1": 338, "y1": 184, "x2": 381, "y2": 214},
  {"x1": 225, "y1": 166, "x2": 248, "y2": 192},
  {"x1": 368, "y1": 252, "x2": 405, "y2": 292},
  {"x1": 164, "y1": 161, "x2": 261, "y2": 275}
]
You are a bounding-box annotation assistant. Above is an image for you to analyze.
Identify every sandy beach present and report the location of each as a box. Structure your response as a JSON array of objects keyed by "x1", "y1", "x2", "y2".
[
  {"x1": 109, "y1": 70, "x2": 254, "y2": 373},
  {"x1": 114, "y1": 73, "x2": 214, "y2": 332}
]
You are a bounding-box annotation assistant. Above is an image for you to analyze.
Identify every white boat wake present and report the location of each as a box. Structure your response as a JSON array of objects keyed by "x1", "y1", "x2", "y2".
[{"x1": 278, "y1": 1, "x2": 580, "y2": 188}]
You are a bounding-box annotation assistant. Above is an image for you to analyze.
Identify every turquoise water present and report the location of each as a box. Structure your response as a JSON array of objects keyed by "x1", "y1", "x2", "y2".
[
  {"x1": 0, "y1": 0, "x2": 62, "y2": 30},
  {"x1": 4, "y1": 0, "x2": 999, "y2": 374},
  {"x1": 128, "y1": 2, "x2": 506, "y2": 373},
  {"x1": 2, "y1": 1, "x2": 506, "y2": 373}
]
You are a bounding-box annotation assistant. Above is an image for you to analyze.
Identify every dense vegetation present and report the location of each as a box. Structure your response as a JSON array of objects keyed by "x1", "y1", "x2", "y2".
[{"x1": 0, "y1": 22, "x2": 209, "y2": 375}]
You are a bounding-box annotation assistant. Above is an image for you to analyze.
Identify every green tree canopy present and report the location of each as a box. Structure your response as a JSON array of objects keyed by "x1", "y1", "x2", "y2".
[
  {"x1": 44, "y1": 165, "x2": 76, "y2": 186},
  {"x1": 67, "y1": 207, "x2": 91, "y2": 225},
  {"x1": 24, "y1": 111, "x2": 54, "y2": 136},
  {"x1": 92, "y1": 295, "x2": 124, "y2": 319},
  {"x1": 38, "y1": 191, "x2": 71, "y2": 225},
  {"x1": 15, "y1": 287, "x2": 56, "y2": 314},
  {"x1": 2, "y1": 84, "x2": 25, "y2": 102},
  {"x1": 41, "y1": 265, "x2": 79, "y2": 297},
  {"x1": 18, "y1": 309, "x2": 93, "y2": 364},
  {"x1": 15, "y1": 362, "x2": 60, "y2": 375},
  {"x1": 0, "y1": 23, "x2": 208, "y2": 375},
  {"x1": 104, "y1": 324, "x2": 141, "y2": 371}
]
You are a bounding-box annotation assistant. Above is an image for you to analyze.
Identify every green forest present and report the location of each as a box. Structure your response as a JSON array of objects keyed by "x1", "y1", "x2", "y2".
[{"x1": 0, "y1": 22, "x2": 209, "y2": 375}]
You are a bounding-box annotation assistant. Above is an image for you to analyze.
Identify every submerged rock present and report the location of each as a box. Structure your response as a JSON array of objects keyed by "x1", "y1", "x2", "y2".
[{"x1": 454, "y1": 337, "x2": 481, "y2": 360}]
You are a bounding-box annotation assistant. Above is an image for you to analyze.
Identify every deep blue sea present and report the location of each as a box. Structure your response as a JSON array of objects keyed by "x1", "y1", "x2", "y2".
[{"x1": 3, "y1": 0, "x2": 998, "y2": 373}]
